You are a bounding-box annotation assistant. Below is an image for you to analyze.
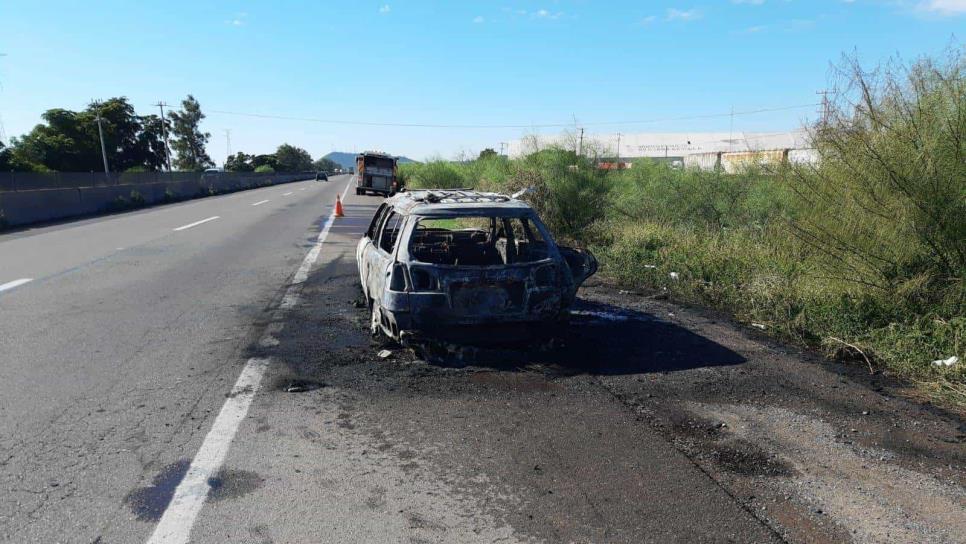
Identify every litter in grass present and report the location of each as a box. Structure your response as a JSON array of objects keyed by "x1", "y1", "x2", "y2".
[{"x1": 931, "y1": 356, "x2": 959, "y2": 368}]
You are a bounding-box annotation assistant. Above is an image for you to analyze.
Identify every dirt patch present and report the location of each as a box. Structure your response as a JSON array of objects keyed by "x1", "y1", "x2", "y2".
[{"x1": 689, "y1": 402, "x2": 966, "y2": 544}]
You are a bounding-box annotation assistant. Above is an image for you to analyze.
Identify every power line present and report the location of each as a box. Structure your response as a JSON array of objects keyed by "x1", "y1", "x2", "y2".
[{"x1": 204, "y1": 103, "x2": 821, "y2": 130}]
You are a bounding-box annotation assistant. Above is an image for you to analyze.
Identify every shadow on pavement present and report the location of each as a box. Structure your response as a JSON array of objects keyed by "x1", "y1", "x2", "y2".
[{"x1": 414, "y1": 298, "x2": 747, "y2": 376}]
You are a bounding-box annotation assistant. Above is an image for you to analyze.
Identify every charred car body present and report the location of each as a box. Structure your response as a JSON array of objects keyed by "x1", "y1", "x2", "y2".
[{"x1": 357, "y1": 190, "x2": 597, "y2": 342}]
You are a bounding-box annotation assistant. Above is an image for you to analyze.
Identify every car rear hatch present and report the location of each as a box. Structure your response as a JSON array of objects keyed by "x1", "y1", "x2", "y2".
[{"x1": 407, "y1": 262, "x2": 563, "y2": 326}]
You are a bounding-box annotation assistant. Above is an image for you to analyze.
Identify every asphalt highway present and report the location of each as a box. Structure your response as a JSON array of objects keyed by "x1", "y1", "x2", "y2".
[{"x1": 0, "y1": 177, "x2": 352, "y2": 542}]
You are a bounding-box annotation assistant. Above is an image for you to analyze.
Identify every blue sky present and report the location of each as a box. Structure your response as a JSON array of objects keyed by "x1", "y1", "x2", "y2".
[{"x1": 0, "y1": 1, "x2": 962, "y2": 163}]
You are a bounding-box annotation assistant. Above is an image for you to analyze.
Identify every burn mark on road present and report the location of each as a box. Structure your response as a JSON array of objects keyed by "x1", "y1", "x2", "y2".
[{"x1": 207, "y1": 468, "x2": 263, "y2": 501}]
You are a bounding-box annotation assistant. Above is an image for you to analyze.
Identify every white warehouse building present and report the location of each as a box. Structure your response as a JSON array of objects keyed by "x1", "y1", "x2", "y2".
[{"x1": 507, "y1": 130, "x2": 817, "y2": 171}]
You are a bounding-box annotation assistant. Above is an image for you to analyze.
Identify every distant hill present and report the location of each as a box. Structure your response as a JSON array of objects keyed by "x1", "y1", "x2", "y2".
[{"x1": 322, "y1": 151, "x2": 418, "y2": 170}]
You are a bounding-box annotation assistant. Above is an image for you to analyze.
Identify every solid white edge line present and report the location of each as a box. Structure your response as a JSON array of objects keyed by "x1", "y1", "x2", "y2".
[
  {"x1": 251, "y1": 199, "x2": 270, "y2": 206},
  {"x1": 147, "y1": 178, "x2": 355, "y2": 544},
  {"x1": 0, "y1": 278, "x2": 33, "y2": 293},
  {"x1": 172, "y1": 216, "x2": 220, "y2": 232}
]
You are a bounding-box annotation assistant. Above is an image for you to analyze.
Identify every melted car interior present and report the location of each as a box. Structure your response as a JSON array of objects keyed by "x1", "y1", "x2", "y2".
[{"x1": 409, "y1": 216, "x2": 551, "y2": 266}]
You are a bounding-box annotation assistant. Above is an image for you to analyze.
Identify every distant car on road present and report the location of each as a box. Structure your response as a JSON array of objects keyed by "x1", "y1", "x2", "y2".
[
  {"x1": 315, "y1": 171, "x2": 329, "y2": 182},
  {"x1": 356, "y1": 189, "x2": 598, "y2": 343},
  {"x1": 355, "y1": 152, "x2": 400, "y2": 196}
]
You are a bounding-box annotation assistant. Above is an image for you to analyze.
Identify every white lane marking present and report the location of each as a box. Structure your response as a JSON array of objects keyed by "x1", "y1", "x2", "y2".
[
  {"x1": 146, "y1": 358, "x2": 268, "y2": 544},
  {"x1": 147, "y1": 178, "x2": 355, "y2": 544},
  {"x1": 173, "y1": 216, "x2": 220, "y2": 232},
  {"x1": 282, "y1": 191, "x2": 293, "y2": 196},
  {"x1": 251, "y1": 199, "x2": 270, "y2": 206},
  {"x1": 0, "y1": 278, "x2": 33, "y2": 293}
]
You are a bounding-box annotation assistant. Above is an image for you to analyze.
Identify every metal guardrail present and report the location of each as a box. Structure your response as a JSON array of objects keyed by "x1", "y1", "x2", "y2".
[{"x1": 0, "y1": 171, "x2": 316, "y2": 192}]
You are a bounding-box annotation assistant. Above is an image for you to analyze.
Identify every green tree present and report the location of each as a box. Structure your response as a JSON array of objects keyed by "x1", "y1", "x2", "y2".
[
  {"x1": 313, "y1": 157, "x2": 340, "y2": 172},
  {"x1": 478, "y1": 148, "x2": 498, "y2": 160},
  {"x1": 252, "y1": 154, "x2": 278, "y2": 171},
  {"x1": 789, "y1": 49, "x2": 966, "y2": 293},
  {"x1": 168, "y1": 95, "x2": 213, "y2": 171},
  {"x1": 225, "y1": 152, "x2": 255, "y2": 172},
  {"x1": 274, "y1": 144, "x2": 313, "y2": 171},
  {"x1": 5, "y1": 97, "x2": 167, "y2": 172}
]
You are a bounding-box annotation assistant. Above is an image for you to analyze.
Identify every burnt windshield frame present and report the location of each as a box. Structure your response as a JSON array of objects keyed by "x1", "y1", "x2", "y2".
[{"x1": 405, "y1": 212, "x2": 557, "y2": 267}]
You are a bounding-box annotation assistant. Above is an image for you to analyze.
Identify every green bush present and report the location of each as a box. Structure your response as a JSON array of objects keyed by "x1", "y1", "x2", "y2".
[{"x1": 254, "y1": 165, "x2": 275, "y2": 173}]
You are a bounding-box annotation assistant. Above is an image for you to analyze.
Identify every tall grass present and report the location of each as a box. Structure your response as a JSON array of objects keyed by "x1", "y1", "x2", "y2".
[{"x1": 400, "y1": 49, "x2": 965, "y2": 407}]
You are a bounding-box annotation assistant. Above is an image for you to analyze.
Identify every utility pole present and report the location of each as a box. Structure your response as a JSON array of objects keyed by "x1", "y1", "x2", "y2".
[
  {"x1": 500, "y1": 142, "x2": 508, "y2": 157},
  {"x1": 729, "y1": 105, "x2": 735, "y2": 152},
  {"x1": 224, "y1": 129, "x2": 232, "y2": 159},
  {"x1": 615, "y1": 132, "x2": 621, "y2": 167},
  {"x1": 578, "y1": 128, "x2": 584, "y2": 157},
  {"x1": 92, "y1": 102, "x2": 110, "y2": 179},
  {"x1": 154, "y1": 101, "x2": 172, "y2": 171}
]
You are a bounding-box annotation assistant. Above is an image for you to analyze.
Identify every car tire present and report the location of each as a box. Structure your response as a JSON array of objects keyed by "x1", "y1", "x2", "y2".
[{"x1": 370, "y1": 303, "x2": 382, "y2": 338}]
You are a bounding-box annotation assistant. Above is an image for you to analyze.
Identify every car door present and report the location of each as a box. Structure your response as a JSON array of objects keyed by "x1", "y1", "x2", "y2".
[
  {"x1": 358, "y1": 203, "x2": 389, "y2": 298},
  {"x1": 367, "y1": 209, "x2": 404, "y2": 307},
  {"x1": 557, "y1": 247, "x2": 598, "y2": 291}
]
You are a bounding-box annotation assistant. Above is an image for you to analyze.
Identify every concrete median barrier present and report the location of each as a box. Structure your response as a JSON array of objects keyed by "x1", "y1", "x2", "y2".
[
  {"x1": 0, "y1": 174, "x2": 311, "y2": 229},
  {"x1": 0, "y1": 188, "x2": 85, "y2": 226}
]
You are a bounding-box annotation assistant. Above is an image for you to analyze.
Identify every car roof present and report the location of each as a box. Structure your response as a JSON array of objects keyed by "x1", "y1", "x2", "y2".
[{"x1": 386, "y1": 189, "x2": 534, "y2": 216}]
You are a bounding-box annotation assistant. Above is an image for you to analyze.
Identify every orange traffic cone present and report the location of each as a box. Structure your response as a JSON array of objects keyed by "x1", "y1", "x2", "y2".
[{"x1": 334, "y1": 194, "x2": 345, "y2": 218}]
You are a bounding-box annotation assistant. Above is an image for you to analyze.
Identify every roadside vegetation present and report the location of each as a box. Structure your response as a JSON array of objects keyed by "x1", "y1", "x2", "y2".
[{"x1": 399, "y1": 50, "x2": 965, "y2": 408}]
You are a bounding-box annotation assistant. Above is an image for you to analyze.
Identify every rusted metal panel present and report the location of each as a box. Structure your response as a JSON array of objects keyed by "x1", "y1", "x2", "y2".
[{"x1": 720, "y1": 149, "x2": 788, "y2": 173}]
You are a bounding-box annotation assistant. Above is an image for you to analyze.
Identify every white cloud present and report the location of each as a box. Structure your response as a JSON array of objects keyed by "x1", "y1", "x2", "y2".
[
  {"x1": 534, "y1": 9, "x2": 563, "y2": 19},
  {"x1": 226, "y1": 12, "x2": 247, "y2": 26},
  {"x1": 666, "y1": 8, "x2": 702, "y2": 21},
  {"x1": 473, "y1": 15, "x2": 485, "y2": 23},
  {"x1": 379, "y1": 4, "x2": 391, "y2": 14},
  {"x1": 640, "y1": 15, "x2": 657, "y2": 24},
  {"x1": 732, "y1": 0, "x2": 766, "y2": 4},
  {"x1": 917, "y1": 0, "x2": 966, "y2": 15}
]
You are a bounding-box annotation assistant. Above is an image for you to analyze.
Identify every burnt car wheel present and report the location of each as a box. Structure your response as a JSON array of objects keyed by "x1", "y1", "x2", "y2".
[{"x1": 370, "y1": 304, "x2": 382, "y2": 338}]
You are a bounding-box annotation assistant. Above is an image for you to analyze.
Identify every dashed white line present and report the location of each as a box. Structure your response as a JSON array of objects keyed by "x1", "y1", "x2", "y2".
[
  {"x1": 282, "y1": 191, "x2": 293, "y2": 196},
  {"x1": 147, "y1": 177, "x2": 355, "y2": 544},
  {"x1": 251, "y1": 199, "x2": 270, "y2": 206},
  {"x1": 173, "y1": 216, "x2": 220, "y2": 232},
  {"x1": 0, "y1": 278, "x2": 33, "y2": 293}
]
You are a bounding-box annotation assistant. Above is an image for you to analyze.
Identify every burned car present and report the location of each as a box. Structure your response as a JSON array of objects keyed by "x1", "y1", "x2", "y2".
[{"x1": 356, "y1": 189, "x2": 597, "y2": 342}]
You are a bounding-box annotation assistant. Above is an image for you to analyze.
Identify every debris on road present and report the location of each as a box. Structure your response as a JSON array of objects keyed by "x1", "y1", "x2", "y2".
[
  {"x1": 378, "y1": 349, "x2": 393, "y2": 359},
  {"x1": 284, "y1": 380, "x2": 325, "y2": 393},
  {"x1": 751, "y1": 323, "x2": 766, "y2": 330}
]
